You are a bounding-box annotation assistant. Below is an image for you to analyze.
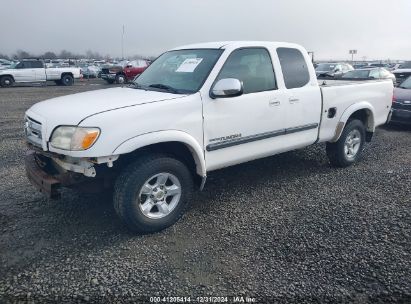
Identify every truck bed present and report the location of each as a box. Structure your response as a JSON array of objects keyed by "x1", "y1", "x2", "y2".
[
  {"x1": 318, "y1": 79, "x2": 393, "y2": 142},
  {"x1": 318, "y1": 79, "x2": 391, "y2": 87}
]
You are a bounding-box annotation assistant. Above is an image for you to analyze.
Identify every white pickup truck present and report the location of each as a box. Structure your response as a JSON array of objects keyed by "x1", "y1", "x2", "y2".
[
  {"x1": 0, "y1": 59, "x2": 81, "y2": 87},
  {"x1": 24, "y1": 41, "x2": 393, "y2": 232}
]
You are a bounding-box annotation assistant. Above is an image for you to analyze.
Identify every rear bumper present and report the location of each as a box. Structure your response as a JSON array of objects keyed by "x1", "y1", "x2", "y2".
[
  {"x1": 390, "y1": 108, "x2": 411, "y2": 125},
  {"x1": 25, "y1": 150, "x2": 61, "y2": 199}
]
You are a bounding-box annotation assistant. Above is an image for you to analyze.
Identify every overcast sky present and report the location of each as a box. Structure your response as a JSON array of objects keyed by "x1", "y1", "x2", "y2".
[{"x1": 1, "y1": 0, "x2": 410, "y2": 60}]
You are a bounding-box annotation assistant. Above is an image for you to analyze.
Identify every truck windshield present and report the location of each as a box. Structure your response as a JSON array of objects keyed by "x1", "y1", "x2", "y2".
[
  {"x1": 342, "y1": 70, "x2": 370, "y2": 78},
  {"x1": 316, "y1": 63, "x2": 335, "y2": 71},
  {"x1": 399, "y1": 77, "x2": 411, "y2": 89},
  {"x1": 399, "y1": 62, "x2": 411, "y2": 69},
  {"x1": 9, "y1": 62, "x2": 19, "y2": 69},
  {"x1": 133, "y1": 49, "x2": 223, "y2": 94}
]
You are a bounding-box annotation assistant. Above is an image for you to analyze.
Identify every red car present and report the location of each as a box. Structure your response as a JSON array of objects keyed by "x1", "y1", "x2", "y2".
[{"x1": 123, "y1": 59, "x2": 150, "y2": 81}]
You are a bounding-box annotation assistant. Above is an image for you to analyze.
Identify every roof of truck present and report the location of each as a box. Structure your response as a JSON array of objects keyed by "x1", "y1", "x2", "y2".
[{"x1": 171, "y1": 41, "x2": 303, "y2": 51}]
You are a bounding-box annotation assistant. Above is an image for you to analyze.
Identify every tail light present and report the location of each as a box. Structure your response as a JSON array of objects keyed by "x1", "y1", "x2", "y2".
[{"x1": 392, "y1": 92, "x2": 396, "y2": 104}]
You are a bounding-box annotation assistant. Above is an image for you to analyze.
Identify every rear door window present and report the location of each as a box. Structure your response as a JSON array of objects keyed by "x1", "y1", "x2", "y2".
[
  {"x1": 277, "y1": 47, "x2": 310, "y2": 89},
  {"x1": 31, "y1": 61, "x2": 43, "y2": 68}
]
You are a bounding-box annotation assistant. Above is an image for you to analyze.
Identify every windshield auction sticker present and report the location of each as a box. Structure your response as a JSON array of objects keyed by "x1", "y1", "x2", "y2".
[{"x1": 176, "y1": 58, "x2": 203, "y2": 72}]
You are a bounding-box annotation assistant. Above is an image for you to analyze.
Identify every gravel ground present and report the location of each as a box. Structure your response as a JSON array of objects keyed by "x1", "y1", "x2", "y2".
[{"x1": 0, "y1": 80, "x2": 410, "y2": 303}]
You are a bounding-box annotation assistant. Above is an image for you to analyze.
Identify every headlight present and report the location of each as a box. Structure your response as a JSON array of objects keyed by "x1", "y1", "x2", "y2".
[{"x1": 50, "y1": 126, "x2": 100, "y2": 150}]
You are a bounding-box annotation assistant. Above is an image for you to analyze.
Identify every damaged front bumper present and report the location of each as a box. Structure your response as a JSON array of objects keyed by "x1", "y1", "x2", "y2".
[
  {"x1": 25, "y1": 149, "x2": 119, "y2": 199},
  {"x1": 25, "y1": 150, "x2": 61, "y2": 199}
]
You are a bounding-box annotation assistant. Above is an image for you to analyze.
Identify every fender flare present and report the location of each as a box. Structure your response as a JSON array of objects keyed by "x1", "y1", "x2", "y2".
[
  {"x1": 113, "y1": 130, "x2": 206, "y2": 177},
  {"x1": 0, "y1": 74, "x2": 15, "y2": 81},
  {"x1": 332, "y1": 101, "x2": 376, "y2": 142}
]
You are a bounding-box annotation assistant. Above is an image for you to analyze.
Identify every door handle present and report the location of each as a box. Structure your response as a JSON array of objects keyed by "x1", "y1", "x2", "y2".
[
  {"x1": 269, "y1": 100, "x2": 280, "y2": 107},
  {"x1": 289, "y1": 97, "x2": 299, "y2": 103}
]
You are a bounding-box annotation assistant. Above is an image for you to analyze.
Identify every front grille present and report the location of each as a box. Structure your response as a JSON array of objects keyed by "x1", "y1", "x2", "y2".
[{"x1": 25, "y1": 116, "x2": 43, "y2": 148}]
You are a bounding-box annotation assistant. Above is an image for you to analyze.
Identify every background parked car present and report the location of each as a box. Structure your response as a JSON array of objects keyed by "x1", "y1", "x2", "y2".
[
  {"x1": 342, "y1": 67, "x2": 396, "y2": 83},
  {"x1": 100, "y1": 60, "x2": 129, "y2": 84},
  {"x1": 353, "y1": 63, "x2": 368, "y2": 69},
  {"x1": 315, "y1": 62, "x2": 354, "y2": 78},
  {"x1": 0, "y1": 59, "x2": 13, "y2": 70},
  {"x1": 392, "y1": 61, "x2": 411, "y2": 85},
  {"x1": 123, "y1": 59, "x2": 149, "y2": 81},
  {"x1": 78, "y1": 64, "x2": 101, "y2": 78},
  {"x1": 390, "y1": 76, "x2": 411, "y2": 125}
]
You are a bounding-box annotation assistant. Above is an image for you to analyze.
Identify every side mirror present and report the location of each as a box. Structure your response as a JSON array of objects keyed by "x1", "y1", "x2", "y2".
[
  {"x1": 210, "y1": 78, "x2": 243, "y2": 99},
  {"x1": 334, "y1": 68, "x2": 341, "y2": 73}
]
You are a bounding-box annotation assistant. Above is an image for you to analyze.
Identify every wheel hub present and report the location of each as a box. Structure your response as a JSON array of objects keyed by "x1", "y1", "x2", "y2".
[
  {"x1": 138, "y1": 172, "x2": 181, "y2": 219},
  {"x1": 152, "y1": 187, "x2": 166, "y2": 201},
  {"x1": 344, "y1": 129, "x2": 361, "y2": 160}
]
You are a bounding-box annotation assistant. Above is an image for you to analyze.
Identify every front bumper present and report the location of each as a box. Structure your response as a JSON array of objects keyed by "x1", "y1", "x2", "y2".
[
  {"x1": 391, "y1": 108, "x2": 411, "y2": 125},
  {"x1": 25, "y1": 150, "x2": 61, "y2": 199},
  {"x1": 101, "y1": 73, "x2": 116, "y2": 80},
  {"x1": 25, "y1": 150, "x2": 113, "y2": 199}
]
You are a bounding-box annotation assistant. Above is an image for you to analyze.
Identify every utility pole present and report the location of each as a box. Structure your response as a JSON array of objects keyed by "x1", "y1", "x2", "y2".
[
  {"x1": 308, "y1": 51, "x2": 315, "y2": 63},
  {"x1": 121, "y1": 25, "x2": 125, "y2": 60}
]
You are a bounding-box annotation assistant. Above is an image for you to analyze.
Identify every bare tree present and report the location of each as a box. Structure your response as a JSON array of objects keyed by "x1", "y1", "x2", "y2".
[
  {"x1": 43, "y1": 51, "x2": 57, "y2": 59},
  {"x1": 0, "y1": 53, "x2": 10, "y2": 60},
  {"x1": 13, "y1": 50, "x2": 32, "y2": 59}
]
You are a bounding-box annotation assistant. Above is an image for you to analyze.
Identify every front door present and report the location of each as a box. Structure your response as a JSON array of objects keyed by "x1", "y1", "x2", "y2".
[
  {"x1": 202, "y1": 47, "x2": 289, "y2": 171},
  {"x1": 13, "y1": 61, "x2": 36, "y2": 82}
]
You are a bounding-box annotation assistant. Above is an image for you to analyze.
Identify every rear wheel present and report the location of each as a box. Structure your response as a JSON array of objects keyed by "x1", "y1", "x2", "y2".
[
  {"x1": 61, "y1": 74, "x2": 74, "y2": 86},
  {"x1": 0, "y1": 76, "x2": 14, "y2": 87},
  {"x1": 326, "y1": 119, "x2": 365, "y2": 167},
  {"x1": 113, "y1": 154, "x2": 193, "y2": 233}
]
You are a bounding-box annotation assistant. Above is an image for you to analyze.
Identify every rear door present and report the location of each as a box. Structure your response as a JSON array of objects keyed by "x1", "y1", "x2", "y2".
[
  {"x1": 32, "y1": 61, "x2": 47, "y2": 81},
  {"x1": 276, "y1": 47, "x2": 322, "y2": 148}
]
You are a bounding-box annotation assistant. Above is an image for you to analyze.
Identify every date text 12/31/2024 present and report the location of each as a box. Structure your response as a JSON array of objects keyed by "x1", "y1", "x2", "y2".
[{"x1": 149, "y1": 296, "x2": 257, "y2": 303}]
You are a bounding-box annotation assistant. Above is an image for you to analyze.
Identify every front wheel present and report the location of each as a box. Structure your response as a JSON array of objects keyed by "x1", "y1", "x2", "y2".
[
  {"x1": 326, "y1": 119, "x2": 366, "y2": 167},
  {"x1": 115, "y1": 74, "x2": 126, "y2": 84},
  {"x1": 113, "y1": 154, "x2": 194, "y2": 233},
  {"x1": 0, "y1": 76, "x2": 14, "y2": 87}
]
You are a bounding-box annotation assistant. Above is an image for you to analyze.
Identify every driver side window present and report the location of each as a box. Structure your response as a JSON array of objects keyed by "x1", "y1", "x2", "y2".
[{"x1": 216, "y1": 48, "x2": 276, "y2": 94}]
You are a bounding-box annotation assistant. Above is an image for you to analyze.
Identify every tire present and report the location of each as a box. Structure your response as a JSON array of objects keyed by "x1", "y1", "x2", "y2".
[
  {"x1": 0, "y1": 76, "x2": 14, "y2": 87},
  {"x1": 105, "y1": 79, "x2": 115, "y2": 84},
  {"x1": 115, "y1": 74, "x2": 126, "y2": 84},
  {"x1": 113, "y1": 154, "x2": 194, "y2": 233},
  {"x1": 61, "y1": 74, "x2": 74, "y2": 86},
  {"x1": 326, "y1": 119, "x2": 366, "y2": 167}
]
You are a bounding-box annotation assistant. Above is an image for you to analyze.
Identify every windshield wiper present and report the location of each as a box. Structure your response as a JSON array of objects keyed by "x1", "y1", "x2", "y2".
[
  {"x1": 148, "y1": 83, "x2": 180, "y2": 94},
  {"x1": 130, "y1": 82, "x2": 144, "y2": 89}
]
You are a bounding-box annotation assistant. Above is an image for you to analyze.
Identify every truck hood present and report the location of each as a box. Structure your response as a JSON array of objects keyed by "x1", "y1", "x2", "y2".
[
  {"x1": 28, "y1": 87, "x2": 187, "y2": 126},
  {"x1": 0, "y1": 68, "x2": 15, "y2": 74}
]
